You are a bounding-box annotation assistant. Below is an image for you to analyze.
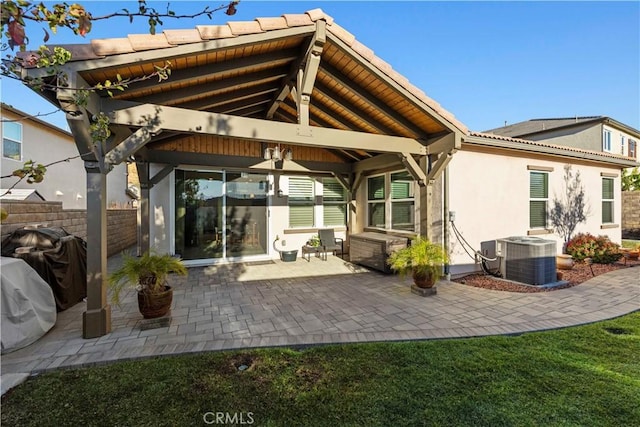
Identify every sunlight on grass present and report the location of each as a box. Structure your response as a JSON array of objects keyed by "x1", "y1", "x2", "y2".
[{"x1": 2, "y1": 313, "x2": 639, "y2": 426}]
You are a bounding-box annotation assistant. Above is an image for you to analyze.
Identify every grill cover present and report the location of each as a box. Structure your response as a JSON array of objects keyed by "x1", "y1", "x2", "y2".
[{"x1": 1, "y1": 227, "x2": 87, "y2": 311}]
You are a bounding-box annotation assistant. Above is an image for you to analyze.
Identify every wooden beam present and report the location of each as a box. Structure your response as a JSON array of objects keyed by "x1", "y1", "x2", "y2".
[
  {"x1": 332, "y1": 173, "x2": 350, "y2": 191},
  {"x1": 149, "y1": 164, "x2": 176, "y2": 186},
  {"x1": 351, "y1": 171, "x2": 363, "y2": 195},
  {"x1": 296, "y1": 20, "x2": 326, "y2": 125},
  {"x1": 426, "y1": 153, "x2": 452, "y2": 183},
  {"x1": 106, "y1": 104, "x2": 427, "y2": 155},
  {"x1": 216, "y1": 95, "x2": 272, "y2": 115},
  {"x1": 399, "y1": 153, "x2": 427, "y2": 186},
  {"x1": 177, "y1": 83, "x2": 278, "y2": 111},
  {"x1": 311, "y1": 98, "x2": 359, "y2": 131},
  {"x1": 104, "y1": 125, "x2": 160, "y2": 167},
  {"x1": 266, "y1": 32, "x2": 320, "y2": 119},
  {"x1": 320, "y1": 62, "x2": 427, "y2": 137},
  {"x1": 57, "y1": 73, "x2": 101, "y2": 117},
  {"x1": 314, "y1": 81, "x2": 396, "y2": 135},
  {"x1": 327, "y1": 33, "x2": 467, "y2": 135},
  {"x1": 354, "y1": 153, "x2": 403, "y2": 173},
  {"x1": 146, "y1": 149, "x2": 351, "y2": 174},
  {"x1": 131, "y1": 67, "x2": 288, "y2": 106},
  {"x1": 221, "y1": 104, "x2": 268, "y2": 118},
  {"x1": 425, "y1": 132, "x2": 460, "y2": 155},
  {"x1": 82, "y1": 163, "x2": 111, "y2": 338},
  {"x1": 114, "y1": 48, "x2": 299, "y2": 98}
]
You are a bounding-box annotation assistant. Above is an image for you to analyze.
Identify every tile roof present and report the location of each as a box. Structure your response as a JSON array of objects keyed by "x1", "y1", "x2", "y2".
[
  {"x1": 468, "y1": 131, "x2": 637, "y2": 164},
  {"x1": 24, "y1": 8, "x2": 467, "y2": 135},
  {"x1": 484, "y1": 117, "x2": 605, "y2": 137}
]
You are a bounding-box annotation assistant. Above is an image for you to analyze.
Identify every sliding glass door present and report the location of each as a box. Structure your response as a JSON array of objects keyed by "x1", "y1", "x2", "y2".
[{"x1": 175, "y1": 170, "x2": 268, "y2": 261}]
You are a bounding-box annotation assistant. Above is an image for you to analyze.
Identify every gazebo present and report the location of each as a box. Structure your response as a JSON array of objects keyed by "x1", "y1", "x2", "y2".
[{"x1": 20, "y1": 9, "x2": 467, "y2": 338}]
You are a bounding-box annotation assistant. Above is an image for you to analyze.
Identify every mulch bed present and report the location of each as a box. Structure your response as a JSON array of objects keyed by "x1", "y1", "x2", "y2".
[{"x1": 453, "y1": 257, "x2": 640, "y2": 293}]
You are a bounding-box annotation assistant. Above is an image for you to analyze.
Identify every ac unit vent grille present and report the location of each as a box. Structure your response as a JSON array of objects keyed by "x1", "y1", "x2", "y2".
[{"x1": 496, "y1": 236, "x2": 556, "y2": 285}]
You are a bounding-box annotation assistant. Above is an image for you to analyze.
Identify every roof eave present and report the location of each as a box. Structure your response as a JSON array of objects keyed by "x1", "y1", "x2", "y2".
[{"x1": 463, "y1": 134, "x2": 639, "y2": 168}]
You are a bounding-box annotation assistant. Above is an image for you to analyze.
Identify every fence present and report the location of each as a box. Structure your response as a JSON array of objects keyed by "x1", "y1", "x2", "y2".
[
  {"x1": 1, "y1": 200, "x2": 137, "y2": 257},
  {"x1": 622, "y1": 191, "x2": 640, "y2": 239}
]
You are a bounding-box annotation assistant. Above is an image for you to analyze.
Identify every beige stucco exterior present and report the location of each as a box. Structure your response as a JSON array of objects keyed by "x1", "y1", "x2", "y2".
[
  {"x1": 447, "y1": 145, "x2": 623, "y2": 276},
  {"x1": 1, "y1": 105, "x2": 130, "y2": 209},
  {"x1": 524, "y1": 122, "x2": 638, "y2": 161}
]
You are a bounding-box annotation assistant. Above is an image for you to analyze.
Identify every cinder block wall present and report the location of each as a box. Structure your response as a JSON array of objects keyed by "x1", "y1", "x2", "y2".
[
  {"x1": 622, "y1": 191, "x2": 640, "y2": 239},
  {"x1": 1, "y1": 200, "x2": 137, "y2": 256}
]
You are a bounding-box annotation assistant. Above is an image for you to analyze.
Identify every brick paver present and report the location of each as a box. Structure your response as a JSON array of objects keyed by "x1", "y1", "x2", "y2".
[{"x1": 1, "y1": 256, "x2": 638, "y2": 378}]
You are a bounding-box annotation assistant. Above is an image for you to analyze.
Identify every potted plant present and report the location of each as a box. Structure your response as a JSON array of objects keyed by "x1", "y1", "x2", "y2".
[
  {"x1": 109, "y1": 251, "x2": 188, "y2": 319},
  {"x1": 387, "y1": 236, "x2": 448, "y2": 288}
]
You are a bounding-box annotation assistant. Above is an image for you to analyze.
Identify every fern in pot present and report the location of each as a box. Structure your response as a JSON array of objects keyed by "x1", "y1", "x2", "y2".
[
  {"x1": 109, "y1": 251, "x2": 188, "y2": 319},
  {"x1": 387, "y1": 237, "x2": 448, "y2": 288}
]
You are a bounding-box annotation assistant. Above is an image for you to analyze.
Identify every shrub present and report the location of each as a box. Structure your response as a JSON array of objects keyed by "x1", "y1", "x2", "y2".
[{"x1": 566, "y1": 233, "x2": 623, "y2": 264}]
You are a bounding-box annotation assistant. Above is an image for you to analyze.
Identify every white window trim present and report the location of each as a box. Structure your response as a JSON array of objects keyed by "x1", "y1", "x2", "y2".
[
  {"x1": 390, "y1": 171, "x2": 416, "y2": 232},
  {"x1": 602, "y1": 129, "x2": 612, "y2": 152},
  {"x1": 288, "y1": 176, "x2": 315, "y2": 228},
  {"x1": 2, "y1": 120, "x2": 23, "y2": 161},
  {"x1": 602, "y1": 177, "x2": 614, "y2": 224},
  {"x1": 529, "y1": 171, "x2": 549, "y2": 229},
  {"x1": 366, "y1": 172, "x2": 387, "y2": 229},
  {"x1": 322, "y1": 178, "x2": 347, "y2": 227},
  {"x1": 366, "y1": 169, "x2": 417, "y2": 232},
  {"x1": 621, "y1": 135, "x2": 626, "y2": 156}
]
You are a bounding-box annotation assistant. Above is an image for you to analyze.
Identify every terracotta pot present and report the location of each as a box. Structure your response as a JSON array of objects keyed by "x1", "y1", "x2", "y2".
[
  {"x1": 412, "y1": 270, "x2": 437, "y2": 288},
  {"x1": 556, "y1": 254, "x2": 574, "y2": 270},
  {"x1": 137, "y1": 285, "x2": 173, "y2": 319},
  {"x1": 629, "y1": 251, "x2": 639, "y2": 260}
]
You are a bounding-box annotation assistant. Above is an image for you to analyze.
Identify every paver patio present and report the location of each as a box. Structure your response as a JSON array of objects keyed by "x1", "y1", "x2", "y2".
[{"x1": 1, "y1": 256, "x2": 638, "y2": 379}]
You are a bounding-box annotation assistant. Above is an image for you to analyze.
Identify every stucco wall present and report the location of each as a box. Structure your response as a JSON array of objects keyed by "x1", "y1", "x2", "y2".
[
  {"x1": 1, "y1": 108, "x2": 132, "y2": 209},
  {"x1": 526, "y1": 122, "x2": 602, "y2": 152},
  {"x1": 448, "y1": 147, "x2": 623, "y2": 276},
  {"x1": 1, "y1": 200, "x2": 137, "y2": 257}
]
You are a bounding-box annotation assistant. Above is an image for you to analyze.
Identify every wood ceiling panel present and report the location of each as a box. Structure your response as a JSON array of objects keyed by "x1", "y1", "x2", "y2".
[{"x1": 322, "y1": 43, "x2": 447, "y2": 136}]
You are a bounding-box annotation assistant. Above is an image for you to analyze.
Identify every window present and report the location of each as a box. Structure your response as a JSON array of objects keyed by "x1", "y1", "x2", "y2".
[
  {"x1": 2, "y1": 121, "x2": 22, "y2": 161},
  {"x1": 629, "y1": 139, "x2": 637, "y2": 159},
  {"x1": 367, "y1": 170, "x2": 416, "y2": 231},
  {"x1": 621, "y1": 136, "x2": 626, "y2": 156},
  {"x1": 390, "y1": 171, "x2": 415, "y2": 231},
  {"x1": 529, "y1": 171, "x2": 548, "y2": 229},
  {"x1": 602, "y1": 178, "x2": 614, "y2": 224},
  {"x1": 322, "y1": 178, "x2": 347, "y2": 226},
  {"x1": 367, "y1": 175, "x2": 385, "y2": 228},
  {"x1": 288, "y1": 177, "x2": 314, "y2": 227},
  {"x1": 603, "y1": 129, "x2": 612, "y2": 152}
]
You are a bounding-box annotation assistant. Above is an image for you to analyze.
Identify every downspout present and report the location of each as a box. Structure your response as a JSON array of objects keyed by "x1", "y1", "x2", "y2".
[{"x1": 443, "y1": 164, "x2": 451, "y2": 280}]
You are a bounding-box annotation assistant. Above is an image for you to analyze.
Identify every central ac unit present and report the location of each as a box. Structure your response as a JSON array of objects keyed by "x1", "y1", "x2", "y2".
[{"x1": 496, "y1": 236, "x2": 557, "y2": 285}]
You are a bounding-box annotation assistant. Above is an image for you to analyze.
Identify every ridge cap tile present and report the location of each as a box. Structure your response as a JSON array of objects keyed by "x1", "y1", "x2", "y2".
[
  {"x1": 196, "y1": 24, "x2": 236, "y2": 40},
  {"x1": 227, "y1": 20, "x2": 264, "y2": 36},
  {"x1": 282, "y1": 13, "x2": 314, "y2": 27},
  {"x1": 255, "y1": 16, "x2": 289, "y2": 31}
]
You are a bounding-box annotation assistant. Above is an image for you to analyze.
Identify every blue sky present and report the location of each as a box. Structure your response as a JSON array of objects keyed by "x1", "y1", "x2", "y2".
[{"x1": 2, "y1": 1, "x2": 639, "y2": 132}]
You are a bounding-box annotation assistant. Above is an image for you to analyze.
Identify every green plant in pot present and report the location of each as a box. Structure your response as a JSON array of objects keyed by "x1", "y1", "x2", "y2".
[
  {"x1": 387, "y1": 236, "x2": 448, "y2": 288},
  {"x1": 109, "y1": 251, "x2": 188, "y2": 319}
]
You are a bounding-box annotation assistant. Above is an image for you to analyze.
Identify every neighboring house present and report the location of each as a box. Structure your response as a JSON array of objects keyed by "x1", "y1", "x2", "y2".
[
  {"x1": 17, "y1": 8, "x2": 640, "y2": 336},
  {"x1": 484, "y1": 117, "x2": 640, "y2": 162},
  {"x1": 1, "y1": 103, "x2": 131, "y2": 209}
]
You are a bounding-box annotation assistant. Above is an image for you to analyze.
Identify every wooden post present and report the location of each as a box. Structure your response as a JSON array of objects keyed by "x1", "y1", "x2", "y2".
[{"x1": 82, "y1": 162, "x2": 111, "y2": 338}]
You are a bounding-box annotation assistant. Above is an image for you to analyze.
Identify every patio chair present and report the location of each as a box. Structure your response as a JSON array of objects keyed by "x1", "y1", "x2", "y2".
[{"x1": 318, "y1": 228, "x2": 344, "y2": 261}]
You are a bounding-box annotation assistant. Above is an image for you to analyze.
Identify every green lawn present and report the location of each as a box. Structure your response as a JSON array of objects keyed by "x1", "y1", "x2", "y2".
[
  {"x1": 622, "y1": 239, "x2": 640, "y2": 249},
  {"x1": 2, "y1": 313, "x2": 639, "y2": 427}
]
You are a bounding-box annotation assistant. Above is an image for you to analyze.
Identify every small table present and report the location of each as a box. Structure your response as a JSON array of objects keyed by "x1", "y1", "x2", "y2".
[{"x1": 301, "y1": 245, "x2": 321, "y2": 262}]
